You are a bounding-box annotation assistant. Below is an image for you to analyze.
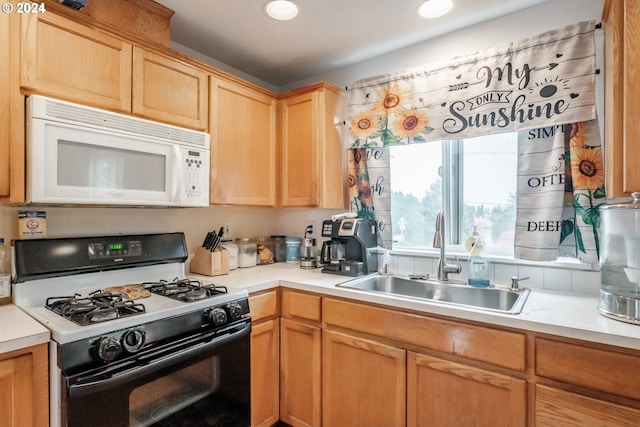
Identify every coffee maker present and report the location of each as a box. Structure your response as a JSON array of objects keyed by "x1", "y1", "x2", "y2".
[{"x1": 320, "y1": 218, "x2": 377, "y2": 276}]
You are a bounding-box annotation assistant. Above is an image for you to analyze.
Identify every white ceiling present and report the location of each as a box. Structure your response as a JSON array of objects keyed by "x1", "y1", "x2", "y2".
[{"x1": 155, "y1": 0, "x2": 551, "y2": 87}]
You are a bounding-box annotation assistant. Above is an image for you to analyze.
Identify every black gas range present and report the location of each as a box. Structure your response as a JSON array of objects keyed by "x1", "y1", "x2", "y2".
[{"x1": 12, "y1": 233, "x2": 251, "y2": 427}]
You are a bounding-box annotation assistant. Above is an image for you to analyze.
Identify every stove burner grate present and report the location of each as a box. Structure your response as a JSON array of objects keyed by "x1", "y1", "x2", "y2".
[
  {"x1": 46, "y1": 291, "x2": 146, "y2": 326},
  {"x1": 144, "y1": 278, "x2": 228, "y2": 302}
]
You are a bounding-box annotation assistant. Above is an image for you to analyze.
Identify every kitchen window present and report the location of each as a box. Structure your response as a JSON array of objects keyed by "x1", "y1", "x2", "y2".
[{"x1": 390, "y1": 132, "x2": 517, "y2": 256}]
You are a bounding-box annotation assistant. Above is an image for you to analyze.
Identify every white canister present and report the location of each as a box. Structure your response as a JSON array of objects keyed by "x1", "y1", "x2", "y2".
[
  {"x1": 236, "y1": 238, "x2": 257, "y2": 268},
  {"x1": 220, "y1": 241, "x2": 238, "y2": 270}
]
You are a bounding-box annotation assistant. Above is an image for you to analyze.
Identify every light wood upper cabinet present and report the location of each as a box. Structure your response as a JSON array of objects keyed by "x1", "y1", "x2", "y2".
[
  {"x1": 0, "y1": 343, "x2": 49, "y2": 427},
  {"x1": 278, "y1": 83, "x2": 346, "y2": 208},
  {"x1": 1, "y1": 9, "x2": 12, "y2": 199},
  {"x1": 603, "y1": 0, "x2": 640, "y2": 198},
  {"x1": 132, "y1": 47, "x2": 208, "y2": 130},
  {"x1": 20, "y1": 11, "x2": 132, "y2": 112},
  {"x1": 407, "y1": 352, "x2": 526, "y2": 427},
  {"x1": 1, "y1": 9, "x2": 24, "y2": 203},
  {"x1": 209, "y1": 76, "x2": 277, "y2": 206}
]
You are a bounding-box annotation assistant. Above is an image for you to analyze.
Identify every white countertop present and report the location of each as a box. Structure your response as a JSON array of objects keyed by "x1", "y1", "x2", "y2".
[
  {"x1": 0, "y1": 304, "x2": 50, "y2": 354},
  {"x1": 3, "y1": 263, "x2": 638, "y2": 354},
  {"x1": 192, "y1": 263, "x2": 640, "y2": 351}
]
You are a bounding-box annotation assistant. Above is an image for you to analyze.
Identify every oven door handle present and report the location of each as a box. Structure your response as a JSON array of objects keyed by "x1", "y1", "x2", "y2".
[{"x1": 67, "y1": 321, "x2": 251, "y2": 398}]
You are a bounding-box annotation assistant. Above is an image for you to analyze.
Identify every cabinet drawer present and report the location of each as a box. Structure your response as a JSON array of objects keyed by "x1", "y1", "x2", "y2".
[
  {"x1": 535, "y1": 337, "x2": 640, "y2": 400},
  {"x1": 324, "y1": 298, "x2": 525, "y2": 371},
  {"x1": 249, "y1": 289, "x2": 278, "y2": 322},
  {"x1": 534, "y1": 384, "x2": 640, "y2": 427},
  {"x1": 282, "y1": 290, "x2": 322, "y2": 322}
]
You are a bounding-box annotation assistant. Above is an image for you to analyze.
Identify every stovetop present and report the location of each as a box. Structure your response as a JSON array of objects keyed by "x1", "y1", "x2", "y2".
[
  {"x1": 13, "y1": 262, "x2": 248, "y2": 345},
  {"x1": 145, "y1": 278, "x2": 229, "y2": 302},
  {"x1": 46, "y1": 291, "x2": 147, "y2": 326},
  {"x1": 11, "y1": 233, "x2": 250, "y2": 345}
]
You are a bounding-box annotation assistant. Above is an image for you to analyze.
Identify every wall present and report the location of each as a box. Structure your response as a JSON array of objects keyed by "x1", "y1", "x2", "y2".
[
  {"x1": 0, "y1": 204, "x2": 279, "y2": 262},
  {"x1": 1, "y1": 0, "x2": 605, "y2": 294},
  {"x1": 281, "y1": 0, "x2": 605, "y2": 93}
]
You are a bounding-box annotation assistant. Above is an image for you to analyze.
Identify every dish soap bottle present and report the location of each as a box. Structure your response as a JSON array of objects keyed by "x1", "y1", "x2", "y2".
[{"x1": 466, "y1": 229, "x2": 491, "y2": 287}]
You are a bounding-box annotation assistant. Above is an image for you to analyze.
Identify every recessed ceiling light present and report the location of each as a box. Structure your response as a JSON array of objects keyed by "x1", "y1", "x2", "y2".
[
  {"x1": 418, "y1": 0, "x2": 454, "y2": 19},
  {"x1": 265, "y1": 0, "x2": 299, "y2": 21}
]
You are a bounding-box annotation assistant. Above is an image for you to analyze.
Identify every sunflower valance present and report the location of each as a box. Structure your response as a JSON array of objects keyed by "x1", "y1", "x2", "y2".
[
  {"x1": 344, "y1": 20, "x2": 605, "y2": 264},
  {"x1": 344, "y1": 20, "x2": 598, "y2": 149}
]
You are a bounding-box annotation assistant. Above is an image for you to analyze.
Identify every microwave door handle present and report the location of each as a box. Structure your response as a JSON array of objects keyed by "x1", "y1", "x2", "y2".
[{"x1": 172, "y1": 145, "x2": 182, "y2": 204}]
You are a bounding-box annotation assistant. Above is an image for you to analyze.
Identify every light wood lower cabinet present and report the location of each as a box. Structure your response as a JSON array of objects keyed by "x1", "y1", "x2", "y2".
[
  {"x1": 322, "y1": 329, "x2": 406, "y2": 427},
  {"x1": 534, "y1": 384, "x2": 640, "y2": 427},
  {"x1": 263, "y1": 289, "x2": 640, "y2": 427},
  {"x1": 251, "y1": 318, "x2": 280, "y2": 427},
  {"x1": 0, "y1": 343, "x2": 49, "y2": 427},
  {"x1": 534, "y1": 337, "x2": 640, "y2": 427},
  {"x1": 250, "y1": 290, "x2": 280, "y2": 427},
  {"x1": 280, "y1": 318, "x2": 322, "y2": 427},
  {"x1": 407, "y1": 352, "x2": 526, "y2": 427}
]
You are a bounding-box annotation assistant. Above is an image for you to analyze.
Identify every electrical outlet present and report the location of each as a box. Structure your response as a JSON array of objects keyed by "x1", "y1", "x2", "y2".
[{"x1": 223, "y1": 223, "x2": 232, "y2": 240}]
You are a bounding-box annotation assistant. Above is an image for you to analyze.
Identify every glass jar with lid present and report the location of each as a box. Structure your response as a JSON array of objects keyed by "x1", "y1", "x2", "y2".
[
  {"x1": 271, "y1": 235, "x2": 286, "y2": 262},
  {"x1": 255, "y1": 236, "x2": 274, "y2": 265},
  {"x1": 235, "y1": 238, "x2": 257, "y2": 268}
]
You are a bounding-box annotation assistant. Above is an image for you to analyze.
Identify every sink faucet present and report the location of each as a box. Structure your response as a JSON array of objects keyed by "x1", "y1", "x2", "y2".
[{"x1": 433, "y1": 210, "x2": 461, "y2": 281}]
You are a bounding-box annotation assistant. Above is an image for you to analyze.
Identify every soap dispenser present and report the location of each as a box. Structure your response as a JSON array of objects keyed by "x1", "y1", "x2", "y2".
[
  {"x1": 467, "y1": 230, "x2": 491, "y2": 287},
  {"x1": 379, "y1": 249, "x2": 392, "y2": 275}
]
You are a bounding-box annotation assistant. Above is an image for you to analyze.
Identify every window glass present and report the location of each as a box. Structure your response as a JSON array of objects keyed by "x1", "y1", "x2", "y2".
[{"x1": 390, "y1": 133, "x2": 517, "y2": 255}]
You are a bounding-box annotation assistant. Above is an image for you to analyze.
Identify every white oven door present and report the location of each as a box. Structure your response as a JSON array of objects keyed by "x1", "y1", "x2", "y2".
[{"x1": 28, "y1": 118, "x2": 179, "y2": 206}]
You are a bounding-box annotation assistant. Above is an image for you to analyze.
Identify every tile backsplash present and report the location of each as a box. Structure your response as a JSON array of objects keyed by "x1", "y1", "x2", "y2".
[{"x1": 385, "y1": 252, "x2": 601, "y2": 295}]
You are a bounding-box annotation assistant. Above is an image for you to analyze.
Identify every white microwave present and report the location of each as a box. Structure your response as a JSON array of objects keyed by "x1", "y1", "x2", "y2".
[{"x1": 26, "y1": 95, "x2": 210, "y2": 207}]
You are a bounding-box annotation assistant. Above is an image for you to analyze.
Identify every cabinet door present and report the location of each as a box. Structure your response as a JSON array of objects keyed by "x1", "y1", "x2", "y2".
[
  {"x1": 603, "y1": 0, "x2": 640, "y2": 197},
  {"x1": 407, "y1": 352, "x2": 526, "y2": 427},
  {"x1": 209, "y1": 76, "x2": 277, "y2": 206},
  {"x1": 132, "y1": 47, "x2": 208, "y2": 130},
  {"x1": 323, "y1": 330, "x2": 406, "y2": 427},
  {"x1": 280, "y1": 318, "x2": 322, "y2": 427},
  {"x1": 21, "y1": 12, "x2": 132, "y2": 112},
  {"x1": 0, "y1": 9, "x2": 11, "y2": 198},
  {"x1": 0, "y1": 344, "x2": 49, "y2": 427},
  {"x1": 279, "y1": 91, "x2": 319, "y2": 207},
  {"x1": 251, "y1": 318, "x2": 280, "y2": 427},
  {"x1": 535, "y1": 384, "x2": 640, "y2": 427},
  {"x1": 317, "y1": 86, "x2": 346, "y2": 209}
]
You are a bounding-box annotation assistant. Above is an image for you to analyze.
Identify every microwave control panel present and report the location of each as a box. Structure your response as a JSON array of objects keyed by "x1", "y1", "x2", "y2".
[{"x1": 180, "y1": 146, "x2": 210, "y2": 206}]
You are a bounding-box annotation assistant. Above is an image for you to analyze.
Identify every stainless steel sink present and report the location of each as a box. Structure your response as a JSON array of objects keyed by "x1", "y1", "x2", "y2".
[{"x1": 336, "y1": 275, "x2": 530, "y2": 314}]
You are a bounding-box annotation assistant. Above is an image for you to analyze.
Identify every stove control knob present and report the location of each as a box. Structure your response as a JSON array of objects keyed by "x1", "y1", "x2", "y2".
[
  {"x1": 207, "y1": 307, "x2": 228, "y2": 326},
  {"x1": 122, "y1": 329, "x2": 145, "y2": 353},
  {"x1": 97, "y1": 336, "x2": 122, "y2": 362},
  {"x1": 227, "y1": 302, "x2": 243, "y2": 320}
]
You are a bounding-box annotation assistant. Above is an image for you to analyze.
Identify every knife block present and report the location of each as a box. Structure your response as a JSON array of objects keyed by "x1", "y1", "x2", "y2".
[{"x1": 190, "y1": 247, "x2": 229, "y2": 276}]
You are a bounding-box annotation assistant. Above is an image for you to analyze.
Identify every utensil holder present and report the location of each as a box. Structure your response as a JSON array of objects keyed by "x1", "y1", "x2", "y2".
[{"x1": 190, "y1": 247, "x2": 229, "y2": 276}]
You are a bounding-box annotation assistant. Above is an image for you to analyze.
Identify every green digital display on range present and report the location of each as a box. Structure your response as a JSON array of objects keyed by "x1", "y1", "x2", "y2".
[{"x1": 108, "y1": 243, "x2": 124, "y2": 250}]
